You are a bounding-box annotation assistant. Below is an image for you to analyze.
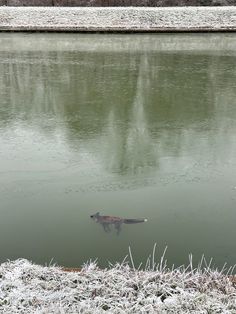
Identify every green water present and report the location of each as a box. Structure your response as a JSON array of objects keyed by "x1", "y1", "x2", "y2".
[{"x1": 0, "y1": 33, "x2": 236, "y2": 268}]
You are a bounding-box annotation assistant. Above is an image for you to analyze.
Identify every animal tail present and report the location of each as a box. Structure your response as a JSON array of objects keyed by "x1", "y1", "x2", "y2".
[{"x1": 123, "y1": 218, "x2": 147, "y2": 224}]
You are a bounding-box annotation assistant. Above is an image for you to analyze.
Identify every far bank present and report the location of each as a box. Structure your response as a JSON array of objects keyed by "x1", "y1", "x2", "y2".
[{"x1": 0, "y1": 6, "x2": 236, "y2": 32}]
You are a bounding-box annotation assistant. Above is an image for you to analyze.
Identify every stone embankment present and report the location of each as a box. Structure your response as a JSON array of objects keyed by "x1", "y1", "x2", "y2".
[{"x1": 0, "y1": 6, "x2": 236, "y2": 31}]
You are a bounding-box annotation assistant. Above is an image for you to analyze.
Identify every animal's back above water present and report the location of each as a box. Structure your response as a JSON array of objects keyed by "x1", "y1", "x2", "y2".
[
  {"x1": 90, "y1": 212, "x2": 147, "y2": 234},
  {"x1": 90, "y1": 212, "x2": 147, "y2": 224}
]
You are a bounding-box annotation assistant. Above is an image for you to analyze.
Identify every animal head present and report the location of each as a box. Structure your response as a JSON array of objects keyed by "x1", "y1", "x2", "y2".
[{"x1": 90, "y1": 212, "x2": 100, "y2": 221}]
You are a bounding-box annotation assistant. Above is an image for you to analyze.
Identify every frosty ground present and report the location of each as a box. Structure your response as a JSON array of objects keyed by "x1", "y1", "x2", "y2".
[
  {"x1": 0, "y1": 253, "x2": 235, "y2": 313},
  {"x1": 0, "y1": 6, "x2": 236, "y2": 31}
]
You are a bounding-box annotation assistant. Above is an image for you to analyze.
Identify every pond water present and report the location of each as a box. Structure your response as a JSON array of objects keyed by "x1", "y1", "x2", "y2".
[{"x1": 0, "y1": 33, "x2": 236, "y2": 269}]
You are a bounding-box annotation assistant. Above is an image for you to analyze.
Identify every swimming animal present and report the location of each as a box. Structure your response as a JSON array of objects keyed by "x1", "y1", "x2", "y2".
[{"x1": 90, "y1": 212, "x2": 147, "y2": 234}]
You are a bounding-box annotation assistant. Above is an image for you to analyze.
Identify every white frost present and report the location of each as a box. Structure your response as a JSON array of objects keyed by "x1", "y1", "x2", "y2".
[
  {"x1": 0, "y1": 7, "x2": 236, "y2": 31},
  {"x1": 0, "y1": 257, "x2": 235, "y2": 313}
]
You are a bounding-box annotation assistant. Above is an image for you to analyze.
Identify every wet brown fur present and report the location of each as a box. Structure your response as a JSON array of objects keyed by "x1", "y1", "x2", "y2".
[{"x1": 90, "y1": 212, "x2": 147, "y2": 234}]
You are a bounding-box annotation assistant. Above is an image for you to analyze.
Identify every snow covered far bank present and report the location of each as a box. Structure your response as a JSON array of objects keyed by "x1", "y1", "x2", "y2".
[
  {"x1": 0, "y1": 6, "x2": 236, "y2": 32},
  {"x1": 0, "y1": 258, "x2": 235, "y2": 313}
]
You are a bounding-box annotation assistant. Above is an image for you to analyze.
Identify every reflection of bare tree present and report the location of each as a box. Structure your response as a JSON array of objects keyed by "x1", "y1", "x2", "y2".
[
  {"x1": 1, "y1": 44, "x2": 236, "y2": 178},
  {"x1": 0, "y1": 51, "x2": 67, "y2": 133},
  {"x1": 104, "y1": 55, "x2": 158, "y2": 175},
  {"x1": 127, "y1": 56, "x2": 158, "y2": 173},
  {"x1": 1, "y1": 53, "x2": 66, "y2": 114}
]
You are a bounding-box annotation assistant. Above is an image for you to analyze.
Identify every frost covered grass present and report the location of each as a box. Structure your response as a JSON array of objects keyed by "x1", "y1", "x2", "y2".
[{"x1": 0, "y1": 247, "x2": 236, "y2": 313}]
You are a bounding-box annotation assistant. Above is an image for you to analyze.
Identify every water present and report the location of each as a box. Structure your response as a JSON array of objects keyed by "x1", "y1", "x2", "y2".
[{"x1": 0, "y1": 33, "x2": 236, "y2": 268}]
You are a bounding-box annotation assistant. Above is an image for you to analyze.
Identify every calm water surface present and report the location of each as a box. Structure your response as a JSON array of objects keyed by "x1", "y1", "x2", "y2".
[{"x1": 0, "y1": 33, "x2": 236, "y2": 268}]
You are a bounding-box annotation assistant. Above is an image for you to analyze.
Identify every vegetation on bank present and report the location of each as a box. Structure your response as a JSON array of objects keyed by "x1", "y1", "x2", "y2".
[{"x1": 0, "y1": 248, "x2": 235, "y2": 313}]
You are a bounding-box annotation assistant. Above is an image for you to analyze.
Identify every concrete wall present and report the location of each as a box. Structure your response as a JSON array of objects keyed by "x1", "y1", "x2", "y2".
[{"x1": 0, "y1": 0, "x2": 236, "y2": 6}]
